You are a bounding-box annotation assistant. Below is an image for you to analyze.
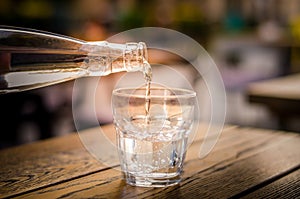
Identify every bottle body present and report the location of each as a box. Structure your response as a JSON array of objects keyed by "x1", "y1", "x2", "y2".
[{"x1": 0, "y1": 26, "x2": 147, "y2": 93}]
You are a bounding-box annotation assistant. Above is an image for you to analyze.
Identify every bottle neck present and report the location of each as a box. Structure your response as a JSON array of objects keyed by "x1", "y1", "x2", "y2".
[{"x1": 81, "y1": 41, "x2": 148, "y2": 76}]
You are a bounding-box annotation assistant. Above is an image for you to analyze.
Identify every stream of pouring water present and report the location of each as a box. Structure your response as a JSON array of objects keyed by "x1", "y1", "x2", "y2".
[{"x1": 143, "y1": 60, "x2": 152, "y2": 124}]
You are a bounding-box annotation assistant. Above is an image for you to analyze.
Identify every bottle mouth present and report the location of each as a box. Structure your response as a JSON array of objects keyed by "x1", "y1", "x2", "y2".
[
  {"x1": 125, "y1": 42, "x2": 148, "y2": 61},
  {"x1": 123, "y1": 42, "x2": 149, "y2": 72},
  {"x1": 137, "y1": 42, "x2": 148, "y2": 61}
]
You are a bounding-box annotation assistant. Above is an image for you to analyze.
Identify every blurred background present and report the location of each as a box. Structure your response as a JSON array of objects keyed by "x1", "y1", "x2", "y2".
[{"x1": 1, "y1": 0, "x2": 300, "y2": 148}]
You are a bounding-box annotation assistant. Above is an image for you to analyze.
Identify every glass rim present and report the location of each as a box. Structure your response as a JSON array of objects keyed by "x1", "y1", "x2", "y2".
[{"x1": 112, "y1": 86, "x2": 196, "y2": 99}]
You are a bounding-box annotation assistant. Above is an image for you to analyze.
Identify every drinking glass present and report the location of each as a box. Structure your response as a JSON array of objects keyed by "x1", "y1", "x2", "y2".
[{"x1": 112, "y1": 86, "x2": 196, "y2": 187}]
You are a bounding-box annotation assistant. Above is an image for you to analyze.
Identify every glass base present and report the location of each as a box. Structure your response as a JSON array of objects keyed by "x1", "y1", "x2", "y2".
[{"x1": 124, "y1": 172, "x2": 181, "y2": 187}]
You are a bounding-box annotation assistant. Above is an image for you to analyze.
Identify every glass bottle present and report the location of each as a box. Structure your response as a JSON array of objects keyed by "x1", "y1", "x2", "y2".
[{"x1": 0, "y1": 26, "x2": 149, "y2": 94}]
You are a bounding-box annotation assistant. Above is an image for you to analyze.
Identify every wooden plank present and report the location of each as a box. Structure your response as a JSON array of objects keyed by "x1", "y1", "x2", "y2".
[
  {"x1": 247, "y1": 73, "x2": 300, "y2": 117},
  {"x1": 179, "y1": 133, "x2": 300, "y2": 199},
  {"x1": 184, "y1": 128, "x2": 286, "y2": 176},
  {"x1": 0, "y1": 125, "x2": 115, "y2": 198},
  {"x1": 241, "y1": 168, "x2": 300, "y2": 199},
  {"x1": 117, "y1": 130, "x2": 300, "y2": 199},
  {"x1": 0, "y1": 125, "x2": 239, "y2": 196},
  {"x1": 119, "y1": 131, "x2": 300, "y2": 199},
  {"x1": 0, "y1": 123, "x2": 235, "y2": 198},
  {"x1": 247, "y1": 73, "x2": 300, "y2": 100},
  {"x1": 7, "y1": 128, "x2": 256, "y2": 198},
  {"x1": 12, "y1": 169, "x2": 124, "y2": 199},
  {"x1": 186, "y1": 126, "x2": 279, "y2": 161},
  {"x1": 11, "y1": 128, "x2": 300, "y2": 198}
]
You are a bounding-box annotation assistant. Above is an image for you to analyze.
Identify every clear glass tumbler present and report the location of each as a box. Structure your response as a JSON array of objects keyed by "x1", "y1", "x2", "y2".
[{"x1": 112, "y1": 86, "x2": 196, "y2": 187}]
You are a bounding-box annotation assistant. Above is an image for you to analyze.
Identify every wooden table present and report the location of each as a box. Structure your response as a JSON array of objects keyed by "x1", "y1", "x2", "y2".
[
  {"x1": 1, "y1": 124, "x2": 300, "y2": 198},
  {"x1": 247, "y1": 73, "x2": 300, "y2": 131}
]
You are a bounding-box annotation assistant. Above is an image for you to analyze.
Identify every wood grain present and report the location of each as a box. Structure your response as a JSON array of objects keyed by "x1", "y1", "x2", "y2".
[
  {"x1": 0, "y1": 125, "x2": 116, "y2": 198},
  {"x1": 5, "y1": 126, "x2": 299, "y2": 199},
  {"x1": 247, "y1": 73, "x2": 300, "y2": 131},
  {"x1": 241, "y1": 168, "x2": 300, "y2": 199}
]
